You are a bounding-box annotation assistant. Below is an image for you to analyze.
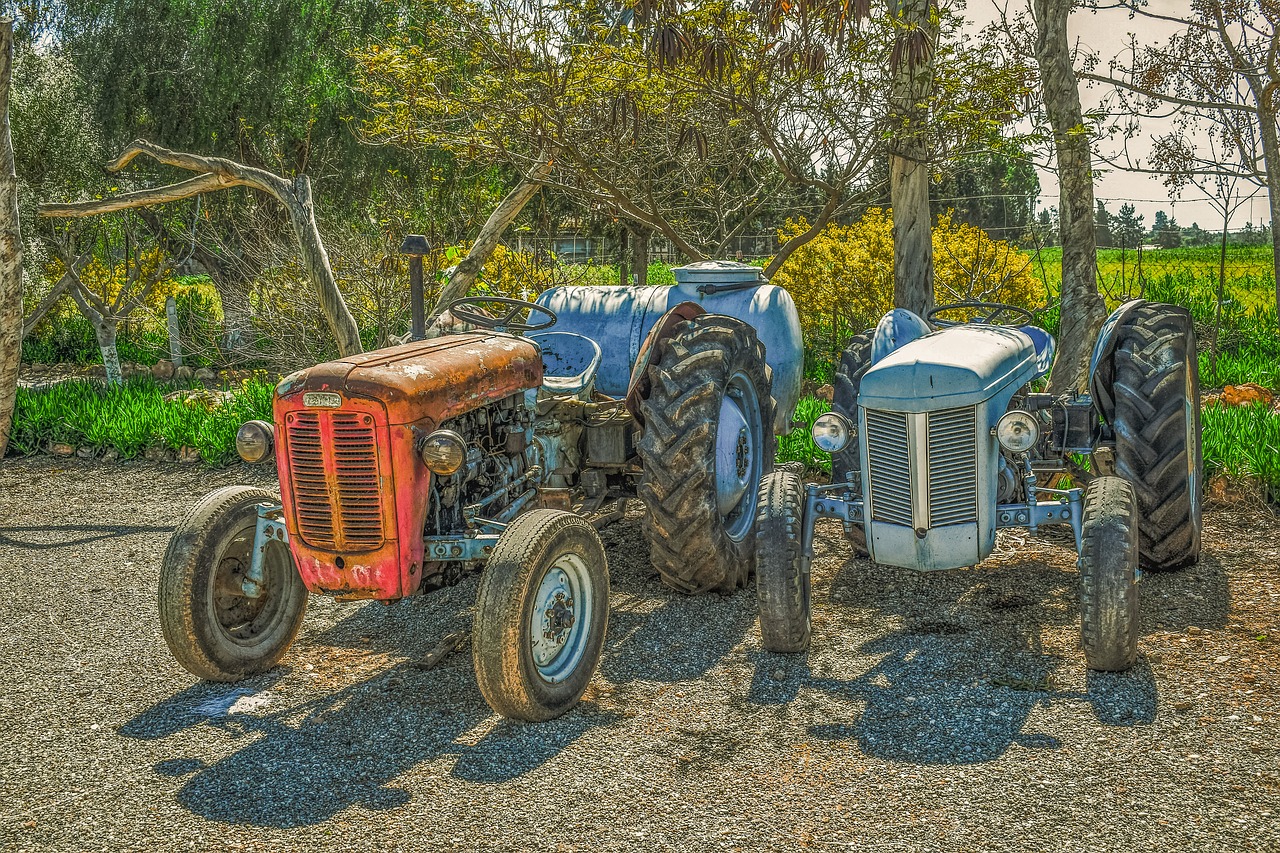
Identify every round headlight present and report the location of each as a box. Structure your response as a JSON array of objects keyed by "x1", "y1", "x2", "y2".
[
  {"x1": 419, "y1": 429, "x2": 466, "y2": 475},
  {"x1": 812, "y1": 412, "x2": 854, "y2": 453},
  {"x1": 236, "y1": 420, "x2": 275, "y2": 464},
  {"x1": 996, "y1": 410, "x2": 1040, "y2": 454}
]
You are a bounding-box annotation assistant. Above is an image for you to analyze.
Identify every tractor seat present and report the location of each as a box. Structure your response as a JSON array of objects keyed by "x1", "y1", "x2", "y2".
[
  {"x1": 529, "y1": 332, "x2": 603, "y2": 398},
  {"x1": 1018, "y1": 326, "x2": 1057, "y2": 379}
]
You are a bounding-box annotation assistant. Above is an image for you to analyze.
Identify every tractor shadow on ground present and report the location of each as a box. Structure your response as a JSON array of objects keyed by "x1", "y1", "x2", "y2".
[
  {"x1": 596, "y1": 515, "x2": 756, "y2": 685},
  {"x1": 744, "y1": 531, "x2": 1163, "y2": 765},
  {"x1": 121, "y1": 591, "x2": 621, "y2": 828},
  {"x1": 0, "y1": 523, "x2": 173, "y2": 549}
]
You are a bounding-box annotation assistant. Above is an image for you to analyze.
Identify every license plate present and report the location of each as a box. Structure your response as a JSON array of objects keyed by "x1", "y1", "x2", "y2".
[{"x1": 303, "y1": 391, "x2": 342, "y2": 408}]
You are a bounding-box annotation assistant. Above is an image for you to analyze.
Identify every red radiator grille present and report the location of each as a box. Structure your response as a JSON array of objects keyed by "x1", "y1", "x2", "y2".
[{"x1": 286, "y1": 411, "x2": 385, "y2": 550}]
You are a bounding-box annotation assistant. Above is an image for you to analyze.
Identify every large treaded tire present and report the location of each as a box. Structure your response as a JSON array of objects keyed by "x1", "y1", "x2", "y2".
[
  {"x1": 1079, "y1": 476, "x2": 1140, "y2": 672},
  {"x1": 755, "y1": 470, "x2": 811, "y2": 653},
  {"x1": 1111, "y1": 303, "x2": 1202, "y2": 571},
  {"x1": 159, "y1": 486, "x2": 308, "y2": 682},
  {"x1": 637, "y1": 315, "x2": 775, "y2": 594},
  {"x1": 473, "y1": 510, "x2": 609, "y2": 722},
  {"x1": 831, "y1": 330, "x2": 875, "y2": 554}
]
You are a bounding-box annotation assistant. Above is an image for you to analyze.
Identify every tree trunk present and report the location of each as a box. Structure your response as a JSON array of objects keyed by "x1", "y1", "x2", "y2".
[
  {"x1": 889, "y1": 0, "x2": 937, "y2": 317},
  {"x1": 1256, "y1": 102, "x2": 1280, "y2": 322},
  {"x1": 1034, "y1": 0, "x2": 1108, "y2": 394},
  {"x1": 632, "y1": 226, "x2": 649, "y2": 287},
  {"x1": 0, "y1": 20, "x2": 21, "y2": 458},
  {"x1": 283, "y1": 175, "x2": 361, "y2": 357},
  {"x1": 429, "y1": 155, "x2": 554, "y2": 321},
  {"x1": 94, "y1": 319, "x2": 123, "y2": 387}
]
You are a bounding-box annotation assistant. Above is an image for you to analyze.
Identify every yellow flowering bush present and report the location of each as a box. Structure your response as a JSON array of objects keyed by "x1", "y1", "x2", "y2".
[{"x1": 770, "y1": 208, "x2": 1045, "y2": 359}]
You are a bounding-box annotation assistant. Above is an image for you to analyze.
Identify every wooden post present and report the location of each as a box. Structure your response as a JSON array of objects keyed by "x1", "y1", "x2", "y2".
[{"x1": 165, "y1": 296, "x2": 184, "y2": 367}]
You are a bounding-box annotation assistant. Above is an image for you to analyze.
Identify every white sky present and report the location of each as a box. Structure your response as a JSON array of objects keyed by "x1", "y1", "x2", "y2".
[{"x1": 967, "y1": 0, "x2": 1270, "y2": 231}]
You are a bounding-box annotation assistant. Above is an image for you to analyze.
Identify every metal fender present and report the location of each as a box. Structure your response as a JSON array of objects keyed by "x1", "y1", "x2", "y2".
[
  {"x1": 624, "y1": 301, "x2": 707, "y2": 423},
  {"x1": 871, "y1": 308, "x2": 932, "y2": 364},
  {"x1": 1088, "y1": 299, "x2": 1149, "y2": 422}
]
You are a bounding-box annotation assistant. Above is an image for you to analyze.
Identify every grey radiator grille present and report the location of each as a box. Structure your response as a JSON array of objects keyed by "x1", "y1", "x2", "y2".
[
  {"x1": 927, "y1": 407, "x2": 978, "y2": 526},
  {"x1": 865, "y1": 409, "x2": 913, "y2": 526}
]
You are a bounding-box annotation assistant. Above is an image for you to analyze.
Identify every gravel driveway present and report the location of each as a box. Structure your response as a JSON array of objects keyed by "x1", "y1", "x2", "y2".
[{"x1": 1, "y1": 456, "x2": 1277, "y2": 852}]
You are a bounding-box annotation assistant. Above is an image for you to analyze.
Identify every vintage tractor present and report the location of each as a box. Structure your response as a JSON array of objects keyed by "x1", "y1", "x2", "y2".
[
  {"x1": 159, "y1": 260, "x2": 803, "y2": 721},
  {"x1": 755, "y1": 299, "x2": 1201, "y2": 672}
]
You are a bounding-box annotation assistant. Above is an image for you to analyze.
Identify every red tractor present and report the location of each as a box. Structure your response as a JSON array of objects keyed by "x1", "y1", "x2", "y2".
[{"x1": 159, "y1": 261, "x2": 803, "y2": 720}]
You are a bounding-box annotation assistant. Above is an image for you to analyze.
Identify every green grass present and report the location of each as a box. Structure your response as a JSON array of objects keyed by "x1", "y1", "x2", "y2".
[
  {"x1": 1201, "y1": 403, "x2": 1280, "y2": 497},
  {"x1": 7, "y1": 376, "x2": 275, "y2": 466}
]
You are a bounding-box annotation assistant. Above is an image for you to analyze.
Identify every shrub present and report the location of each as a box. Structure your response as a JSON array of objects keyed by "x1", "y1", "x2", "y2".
[{"x1": 770, "y1": 209, "x2": 1044, "y2": 365}]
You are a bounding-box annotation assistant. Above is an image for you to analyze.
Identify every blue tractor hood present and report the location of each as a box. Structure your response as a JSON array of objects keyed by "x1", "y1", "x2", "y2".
[{"x1": 859, "y1": 325, "x2": 1038, "y2": 413}]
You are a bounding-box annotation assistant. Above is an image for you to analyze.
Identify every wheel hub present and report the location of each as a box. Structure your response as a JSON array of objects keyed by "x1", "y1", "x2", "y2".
[
  {"x1": 716, "y1": 394, "x2": 754, "y2": 517},
  {"x1": 531, "y1": 567, "x2": 581, "y2": 677}
]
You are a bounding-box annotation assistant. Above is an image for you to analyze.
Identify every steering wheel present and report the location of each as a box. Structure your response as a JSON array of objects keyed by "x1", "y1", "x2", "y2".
[
  {"x1": 447, "y1": 296, "x2": 557, "y2": 334},
  {"x1": 926, "y1": 301, "x2": 1035, "y2": 329}
]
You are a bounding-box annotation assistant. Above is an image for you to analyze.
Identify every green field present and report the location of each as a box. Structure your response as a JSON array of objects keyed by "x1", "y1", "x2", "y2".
[{"x1": 1023, "y1": 246, "x2": 1277, "y2": 310}]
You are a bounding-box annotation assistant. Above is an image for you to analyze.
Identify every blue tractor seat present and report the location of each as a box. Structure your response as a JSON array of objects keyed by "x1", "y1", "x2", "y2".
[{"x1": 528, "y1": 332, "x2": 603, "y2": 398}]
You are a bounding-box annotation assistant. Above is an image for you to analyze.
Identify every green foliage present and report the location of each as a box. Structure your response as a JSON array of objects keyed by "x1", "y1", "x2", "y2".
[
  {"x1": 6, "y1": 377, "x2": 276, "y2": 466},
  {"x1": 1201, "y1": 404, "x2": 1280, "y2": 496},
  {"x1": 771, "y1": 209, "x2": 1045, "y2": 365},
  {"x1": 776, "y1": 396, "x2": 833, "y2": 473}
]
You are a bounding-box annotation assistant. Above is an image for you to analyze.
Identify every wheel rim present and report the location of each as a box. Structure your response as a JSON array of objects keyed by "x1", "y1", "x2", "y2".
[
  {"x1": 529, "y1": 552, "x2": 594, "y2": 684},
  {"x1": 208, "y1": 519, "x2": 291, "y2": 648},
  {"x1": 716, "y1": 370, "x2": 764, "y2": 542}
]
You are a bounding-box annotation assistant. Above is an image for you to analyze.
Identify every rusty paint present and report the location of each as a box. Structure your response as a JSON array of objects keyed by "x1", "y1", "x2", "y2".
[{"x1": 272, "y1": 333, "x2": 543, "y2": 601}]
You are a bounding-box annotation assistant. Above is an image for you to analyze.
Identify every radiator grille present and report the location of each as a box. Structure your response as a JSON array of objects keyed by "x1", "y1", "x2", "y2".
[
  {"x1": 865, "y1": 409, "x2": 913, "y2": 526},
  {"x1": 287, "y1": 410, "x2": 384, "y2": 550},
  {"x1": 927, "y1": 407, "x2": 978, "y2": 526}
]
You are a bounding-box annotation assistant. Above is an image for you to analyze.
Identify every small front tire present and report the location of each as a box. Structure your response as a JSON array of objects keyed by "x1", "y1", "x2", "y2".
[
  {"x1": 1079, "y1": 476, "x2": 1140, "y2": 672},
  {"x1": 473, "y1": 510, "x2": 610, "y2": 721},
  {"x1": 159, "y1": 486, "x2": 308, "y2": 682},
  {"x1": 755, "y1": 470, "x2": 811, "y2": 653}
]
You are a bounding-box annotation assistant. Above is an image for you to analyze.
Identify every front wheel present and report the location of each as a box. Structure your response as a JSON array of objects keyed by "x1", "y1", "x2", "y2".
[
  {"x1": 1079, "y1": 477, "x2": 1140, "y2": 672},
  {"x1": 159, "y1": 486, "x2": 308, "y2": 682},
  {"x1": 756, "y1": 470, "x2": 811, "y2": 653},
  {"x1": 473, "y1": 510, "x2": 609, "y2": 721}
]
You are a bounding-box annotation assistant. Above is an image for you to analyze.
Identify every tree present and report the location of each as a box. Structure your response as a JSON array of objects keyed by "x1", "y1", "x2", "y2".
[
  {"x1": 1112, "y1": 202, "x2": 1144, "y2": 250},
  {"x1": 1152, "y1": 209, "x2": 1182, "y2": 248},
  {"x1": 51, "y1": 0, "x2": 481, "y2": 352},
  {"x1": 0, "y1": 19, "x2": 21, "y2": 457},
  {"x1": 359, "y1": 0, "x2": 1029, "y2": 308},
  {"x1": 1094, "y1": 199, "x2": 1113, "y2": 248},
  {"x1": 1030, "y1": 0, "x2": 1108, "y2": 393},
  {"x1": 1082, "y1": 0, "x2": 1280, "y2": 319},
  {"x1": 39, "y1": 140, "x2": 362, "y2": 357}
]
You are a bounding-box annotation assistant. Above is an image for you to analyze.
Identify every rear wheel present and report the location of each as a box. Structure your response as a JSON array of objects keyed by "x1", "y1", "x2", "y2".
[
  {"x1": 473, "y1": 510, "x2": 609, "y2": 721},
  {"x1": 831, "y1": 330, "x2": 875, "y2": 553},
  {"x1": 159, "y1": 486, "x2": 308, "y2": 682},
  {"x1": 1079, "y1": 477, "x2": 1140, "y2": 672},
  {"x1": 1111, "y1": 304, "x2": 1202, "y2": 570},
  {"x1": 755, "y1": 470, "x2": 810, "y2": 653},
  {"x1": 637, "y1": 315, "x2": 774, "y2": 593}
]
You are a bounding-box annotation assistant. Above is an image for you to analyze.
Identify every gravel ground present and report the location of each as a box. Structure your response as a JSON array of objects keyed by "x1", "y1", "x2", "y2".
[{"x1": 0, "y1": 456, "x2": 1277, "y2": 852}]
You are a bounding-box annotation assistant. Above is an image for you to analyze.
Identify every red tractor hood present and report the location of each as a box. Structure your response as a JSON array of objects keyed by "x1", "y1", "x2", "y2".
[{"x1": 275, "y1": 332, "x2": 543, "y2": 426}]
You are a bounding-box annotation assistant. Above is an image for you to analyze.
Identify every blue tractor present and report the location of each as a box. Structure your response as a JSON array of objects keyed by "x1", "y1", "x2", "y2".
[{"x1": 756, "y1": 300, "x2": 1202, "y2": 671}]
